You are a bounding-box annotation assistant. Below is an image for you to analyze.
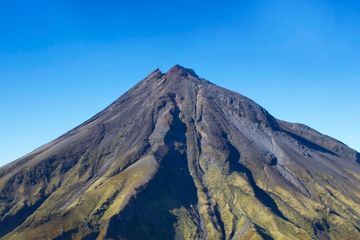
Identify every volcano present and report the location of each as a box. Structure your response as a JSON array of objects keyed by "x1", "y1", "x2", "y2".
[{"x1": 0, "y1": 65, "x2": 359, "y2": 240}]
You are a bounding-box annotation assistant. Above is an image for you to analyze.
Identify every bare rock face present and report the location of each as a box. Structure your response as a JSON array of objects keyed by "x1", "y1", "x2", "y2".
[{"x1": 0, "y1": 65, "x2": 359, "y2": 240}]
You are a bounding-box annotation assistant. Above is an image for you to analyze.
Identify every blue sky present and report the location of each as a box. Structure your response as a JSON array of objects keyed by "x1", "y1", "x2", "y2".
[{"x1": 0, "y1": 0, "x2": 359, "y2": 166}]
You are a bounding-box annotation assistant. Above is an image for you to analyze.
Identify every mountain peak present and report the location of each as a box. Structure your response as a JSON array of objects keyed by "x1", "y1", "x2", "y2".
[
  {"x1": 145, "y1": 68, "x2": 163, "y2": 79},
  {"x1": 166, "y1": 64, "x2": 199, "y2": 78}
]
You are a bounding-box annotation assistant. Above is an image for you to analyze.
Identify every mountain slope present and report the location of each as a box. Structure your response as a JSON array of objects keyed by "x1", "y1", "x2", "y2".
[{"x1": 0, "y1": 65, "x2": 359, "y2": 240}]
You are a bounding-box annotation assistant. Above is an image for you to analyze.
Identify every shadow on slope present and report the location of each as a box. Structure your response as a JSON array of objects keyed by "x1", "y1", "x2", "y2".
[
  {"x1": 0, "y1": 197, "x2": 47, "y2": 238},
  {"x1": 106, "y1": 108, "x2": 199, "y2": 240},
  {"x1": 226, "y1": 139, "x2": 289, "y2": 222},
  {"x1": 254, "y1": 224, "x2": 274, "y2": 240},
  {"x1": 283, "y1": 130, "x2": 337, "y2": 156}
]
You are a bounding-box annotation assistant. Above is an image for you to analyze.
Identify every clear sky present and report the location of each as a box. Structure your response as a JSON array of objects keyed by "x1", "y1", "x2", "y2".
[{"x1": 0, "y1": 0, "x2": 359, "y2": 166}]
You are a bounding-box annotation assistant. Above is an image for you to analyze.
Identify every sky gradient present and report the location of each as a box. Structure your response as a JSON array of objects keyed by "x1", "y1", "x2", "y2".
[{"x1": 0, "y1": 0, "x2": 359, "y2": 166}]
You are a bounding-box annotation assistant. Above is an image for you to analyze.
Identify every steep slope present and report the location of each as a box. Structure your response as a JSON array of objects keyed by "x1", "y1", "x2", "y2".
[{"x1": 0, "y1": 65, "x2": 359, "y2": 240}]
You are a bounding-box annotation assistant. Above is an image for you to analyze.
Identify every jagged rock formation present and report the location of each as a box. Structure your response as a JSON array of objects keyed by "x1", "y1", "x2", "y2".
[{"x1": 0, "y1": 65, "x2": 359, "y2": 240}]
